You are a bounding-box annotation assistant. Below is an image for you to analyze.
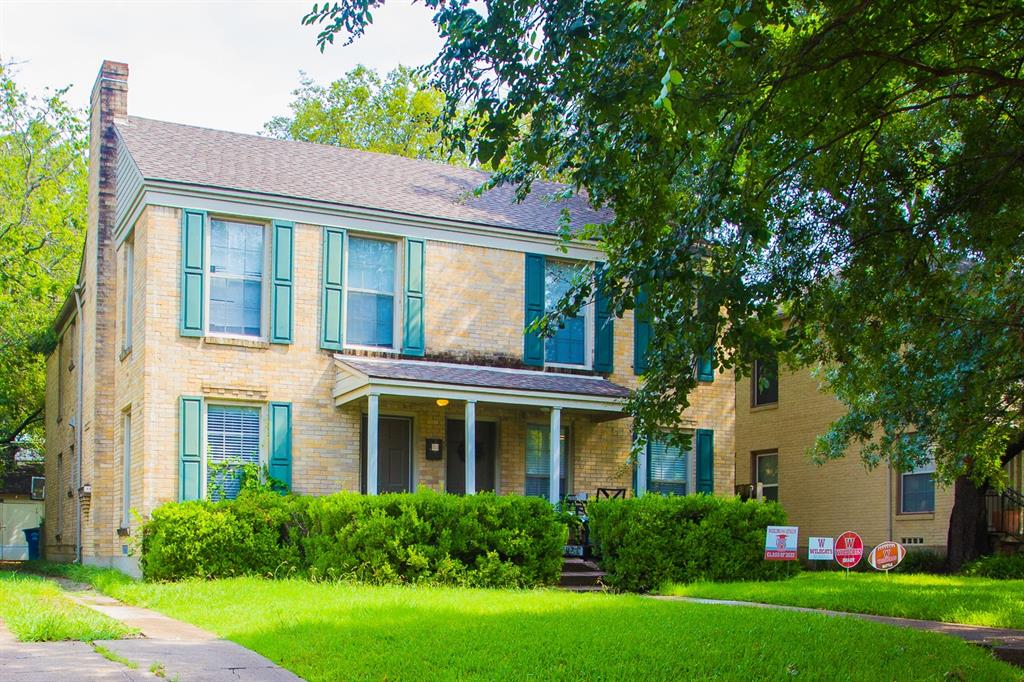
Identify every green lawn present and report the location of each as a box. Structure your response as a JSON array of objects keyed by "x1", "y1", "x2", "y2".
[
  {"x1": 665, "y1": 571, "x2": 1024, "y2": 629},
  {"x1": 0, "y1": 571, "x2": 135, "y2": 642},
  {"x1": 27, "y1": 563, "x2": 1020, "y2": 681}
]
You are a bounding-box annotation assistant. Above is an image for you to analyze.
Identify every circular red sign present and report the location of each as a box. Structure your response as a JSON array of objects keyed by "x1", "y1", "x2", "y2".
[{"x1": 834, "y1": 531, "x2": 864, "y2": 569}]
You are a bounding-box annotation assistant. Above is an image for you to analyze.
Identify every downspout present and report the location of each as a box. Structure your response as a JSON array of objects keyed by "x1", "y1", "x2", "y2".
[
  {"x1": 887, "y1": 463, "x2": 894, "y2": 542},
  {"x1": 73, "y1": 283, "x2": 85, "y2": 564}
]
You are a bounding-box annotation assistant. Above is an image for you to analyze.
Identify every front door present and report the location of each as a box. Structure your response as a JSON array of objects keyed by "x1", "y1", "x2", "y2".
[
  {"x1": 446, "y1": 419, "x2": 497, "y2": 494},
  {"x1": 360, "y1": 416, "x2": 412, "y2": 493}
]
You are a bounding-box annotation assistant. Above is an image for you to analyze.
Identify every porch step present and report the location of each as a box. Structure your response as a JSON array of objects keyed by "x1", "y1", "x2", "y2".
[{"x1": 560, "y1": 557, "x2": 606, "y2": 590}]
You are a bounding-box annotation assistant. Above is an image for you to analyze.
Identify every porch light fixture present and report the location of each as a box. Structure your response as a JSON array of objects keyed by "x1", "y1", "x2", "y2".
[{"x1": 436, "y1": 399, "x2": 449, "y2": 407}]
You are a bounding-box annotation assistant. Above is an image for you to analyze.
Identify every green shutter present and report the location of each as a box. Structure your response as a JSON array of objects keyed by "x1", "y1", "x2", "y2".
[
  {"x1": 321, "y1": 227, "x2": 345, "y2": 350},
  {"x1": 270, "y1": 221, "x2": 294, "y2": 344},
  {"x1": 696, "y1": 428, "x2": 714, "y2": 494},
  {"x1": 179, "y1": 396, "x2": 203, "y2": 501},
  {"x1": 268, "y1": 402, "x2": 292, "y2": 491},
  {"x1": 523, "y1": 253, "x2": 545, "y2": 366},
  {"x1": 697, "y1": 350, "x2": 714, "y2": 382},
  {"x1": 402, "y1": 239, "x2": 426, "y2": 356},
  {"x1": 633, "y1": 286, "x2": 651, "y2": 375},
  {"x1": 180, "y1": 210, "x2": 205, "y2": 337},
  {"x1": 593, "y1": 265, "x2": 614, "y2": 373}
]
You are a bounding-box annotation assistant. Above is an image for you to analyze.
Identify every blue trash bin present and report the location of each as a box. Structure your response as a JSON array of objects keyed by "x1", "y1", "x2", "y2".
[{"x1": 23, "y1": 527, "x2": 40, "y2": 561}]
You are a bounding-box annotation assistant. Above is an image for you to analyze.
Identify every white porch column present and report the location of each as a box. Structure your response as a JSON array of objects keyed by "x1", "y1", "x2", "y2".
[
  {"x1": 549, "y1": 407, "x2": 562, "y2": 504},
  {"x1": 465, "y1": 400, "x2": 477, "y2": 495},
  {"x1": 636, "y1": 436, "x2": 648, "y2": 497},
  {"x1": 367, "y1": 393, "x2": 379, "y2": 495}
]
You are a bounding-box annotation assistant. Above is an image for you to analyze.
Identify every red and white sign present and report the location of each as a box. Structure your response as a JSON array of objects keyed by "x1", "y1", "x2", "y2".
[
  {"x1": 808, "y1": 536, "x2": 834, "y2": 561},
  {"x1": 834, "y1": 531, "x2": 864, "y2": 569},
  {"x1": 765, "y1": 525, "x2": 799, "y2": 561},
  {"x1": 868, "y1": 541, "x2": 907, "y2": 571}
]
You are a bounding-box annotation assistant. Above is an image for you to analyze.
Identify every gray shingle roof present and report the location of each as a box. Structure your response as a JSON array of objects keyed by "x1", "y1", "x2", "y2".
[
  {"x1": 337, "y1": 357, "x2": 630, "y2": 399},
  {"x1": 115, "y1": 117, "x2": 610, "y2": 236}
]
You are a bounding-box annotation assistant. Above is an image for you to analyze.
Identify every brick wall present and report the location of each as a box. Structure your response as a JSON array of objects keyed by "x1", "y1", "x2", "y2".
[{"x1": 735, "y1": 365, "x2": 954, "y2": 551}]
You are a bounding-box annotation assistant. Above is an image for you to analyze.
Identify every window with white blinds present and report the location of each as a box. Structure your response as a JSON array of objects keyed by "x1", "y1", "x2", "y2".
[
  {"x1": 206, "y1": 404, "x2": 261, "y2": 501},
  {"x1": 648, "y1": 435, "x2": 688, "y2": 495},
  {"x1": 525, "y1": 425, "x2": 568, "y2": 498}
]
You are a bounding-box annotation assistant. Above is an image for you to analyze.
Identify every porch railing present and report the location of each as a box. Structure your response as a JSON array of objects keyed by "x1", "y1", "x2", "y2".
[{"x1": 986, "y1": 486, "x2": 1024, "y2": 541}]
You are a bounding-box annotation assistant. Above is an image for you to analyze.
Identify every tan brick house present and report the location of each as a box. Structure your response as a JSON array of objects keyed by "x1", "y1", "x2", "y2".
[
  {"x1": 44, "y1": 61, "x2": 735, "y2": 572},
  {"x1": 735, "y1": 359, "x2": 957, "y2": 554}
]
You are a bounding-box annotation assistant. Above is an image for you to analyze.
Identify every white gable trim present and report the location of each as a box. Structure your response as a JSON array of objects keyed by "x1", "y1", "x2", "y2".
[{"x1": 115, "y1": 181, "x2": 605, "y2": 261}]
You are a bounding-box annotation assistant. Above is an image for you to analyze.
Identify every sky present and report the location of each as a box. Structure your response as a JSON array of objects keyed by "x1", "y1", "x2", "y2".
[{"x1": 0, "y1": 0, "x2": 443, "y2": 134}]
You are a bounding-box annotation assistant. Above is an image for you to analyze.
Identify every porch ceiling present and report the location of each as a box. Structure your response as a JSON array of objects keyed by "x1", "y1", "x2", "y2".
[{"x1": 333, "y1": 356, "x2": 629, "y2": 414}]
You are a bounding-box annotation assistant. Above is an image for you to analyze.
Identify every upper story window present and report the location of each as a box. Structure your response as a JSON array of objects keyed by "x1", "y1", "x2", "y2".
[
  {"x1": 752, "y1": 357, "x2": 779, "y2": 407},
  {"x1": 121, "y1": 239, "x2": 134, "y2": 352},
  {"x1": 346, "y1": 236, "x2": 398, "y2": 348},
  {"x1": 901, "y1": 457, "x2": 936, "y2": 514},
  {"x1": 544, "y1": 260, "x2": 590, "y2": 367},
  {"x1": 208, "y1": 219, "x2": 265, "y2": 338}
]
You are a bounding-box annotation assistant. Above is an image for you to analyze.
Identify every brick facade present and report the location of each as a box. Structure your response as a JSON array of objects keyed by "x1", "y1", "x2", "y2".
[{"x1": 735, "y1": 365, "x2": 954, "y2": 552}]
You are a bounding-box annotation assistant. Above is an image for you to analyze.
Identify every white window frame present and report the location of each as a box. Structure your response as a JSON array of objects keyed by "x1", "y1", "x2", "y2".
[
  {"x1": 900, "y1": 457, "x2": 936, "y2": 514},
  {"x1": 200, "y1": 400, "x2": 267, "y2": 501},
  {"x1": 121, "y1": 410, "x2": 132, "y2": 528},
  {"x1": 121, "y1": 238, "x2": 134, "y2": 352},
  {"x1": 644, "y1": 431, "x2": 695, "y2": 496},
  {"x1": 342, "y1": 232, "x2": 404, "y2": 352},
  {"x1": 204, "y1": 216, "x2": 270, "y2": 341},
  {"x1": 756, "y1": 451, "x2": 779, "y2": 501},
  {"x1": 525, "y1": 424, "x2": 572, "y2": 498},
  {"x1": 543, "y1": 259, "x2": 594, "y2": 370}
]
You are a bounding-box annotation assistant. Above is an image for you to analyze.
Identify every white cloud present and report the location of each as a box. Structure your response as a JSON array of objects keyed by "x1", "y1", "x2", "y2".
[{"x1": 0, "y1": 0, "x2": 442, "y2": 133}]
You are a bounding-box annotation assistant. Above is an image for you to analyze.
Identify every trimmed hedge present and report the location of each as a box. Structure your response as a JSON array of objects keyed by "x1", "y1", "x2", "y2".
[
  {"x1": 963, "y1": 552, "x2": 1024, "y2": 579},
  {"x1": 588, "y1": 495, "x2": 799, "y2": 592},
  {"x1": 140, "y1": 490, "x2": 566, "y2": 588}
]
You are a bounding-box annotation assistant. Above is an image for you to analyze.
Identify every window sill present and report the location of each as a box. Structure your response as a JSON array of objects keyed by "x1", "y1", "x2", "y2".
[
  {"x1": 203, "y1": 336, "x2": 270, "y2": 350},
  {"x1": 896, "y1": 512, "x2": 935, "y2": 520},
  {"x1": 119, "y1": 346, "x2": 132, "y2": 362},
  {"x1": 749, "y1": 402, "x2": 779, "y2": 413}
]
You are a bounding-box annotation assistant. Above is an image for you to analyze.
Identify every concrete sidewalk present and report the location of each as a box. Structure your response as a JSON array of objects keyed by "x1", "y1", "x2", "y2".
[
  {"x1": 658, "y1": 595, "x2": 1024, "y2": 667},
  {"x1": 0, "y1": 575, "x2": 303, "y2": 681}
]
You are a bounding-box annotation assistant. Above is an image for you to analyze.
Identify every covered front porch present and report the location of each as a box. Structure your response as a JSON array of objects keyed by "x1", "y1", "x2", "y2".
[{"x1": 333, "y1": 357, "x2": 632, "y2": 503}]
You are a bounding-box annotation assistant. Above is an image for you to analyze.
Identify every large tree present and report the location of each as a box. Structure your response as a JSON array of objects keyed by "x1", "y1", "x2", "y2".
[
  {"x1": 265, "y1": 64, "x2": 468, "y2": 165},
  {"x1": 0, "y1": 64, "x2": 87, "y2": 475},
  {"x1": 304, "y1": 1, "x2": 1024, "y2": 567}
]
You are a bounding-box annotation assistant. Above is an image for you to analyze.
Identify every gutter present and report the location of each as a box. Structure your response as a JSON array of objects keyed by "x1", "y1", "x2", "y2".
[{"x1": 73, "y1": 283, "x2": 85, "y2": 564}]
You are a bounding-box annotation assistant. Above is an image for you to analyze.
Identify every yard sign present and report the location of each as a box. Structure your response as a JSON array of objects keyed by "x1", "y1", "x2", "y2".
[
  {"x1": 834, "y1": 531, "x2": 864, "y2": 569},
  {"x1": 868, "y1": 541, "x2": 907, "y2": 571},
  {"x1": 764, "y1": 526, "x2": 799, "y2": 560},
  {"x1": 807, "y1": 536, "x2": 834, "y2": 561}
]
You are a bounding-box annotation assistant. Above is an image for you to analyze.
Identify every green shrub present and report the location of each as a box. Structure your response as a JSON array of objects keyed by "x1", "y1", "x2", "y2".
[
  {"x1": 302, "y1": 490, "x2": 565, "y2": 588},
  {"x1": 140, "y1": 491, "x2": 304, "y2": 582},
  {"x1": 587, "y1": 495, "x2": 798, "y2": 592},
  {"x1": 894, "y1": 549, "x2": 946, "y2": 574},
  {"x1": 963, "y1": 552, "x2": 1024, "y2": 579},
  {"x1": 140, "y1": 489, "x2": 565, "y2": 588}
]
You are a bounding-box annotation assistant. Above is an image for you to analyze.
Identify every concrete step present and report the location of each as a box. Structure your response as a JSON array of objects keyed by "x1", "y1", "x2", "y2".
[
  {"x1": 561, "y1": 584, "x2": 608, "y2": 593},
  {"x1": 561, "y1": 557, "x2": 601, "y2": 573},
  {"x1": 559, "y1": 571, "x2": 606, "y2": 588}
]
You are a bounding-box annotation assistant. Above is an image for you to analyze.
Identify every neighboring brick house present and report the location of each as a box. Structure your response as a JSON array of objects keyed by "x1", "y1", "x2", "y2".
[
  {"x1": 44, "y1": 61, "x2": 735, "y2": 571},
  {"x1": 735, "y1": 359, "x2": 957, "y2": 554}
]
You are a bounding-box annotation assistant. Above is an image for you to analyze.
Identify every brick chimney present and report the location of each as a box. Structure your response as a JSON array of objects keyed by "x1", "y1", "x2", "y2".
[{"x1": 81, "y1": 60, "x2": 128, "y2": 560}]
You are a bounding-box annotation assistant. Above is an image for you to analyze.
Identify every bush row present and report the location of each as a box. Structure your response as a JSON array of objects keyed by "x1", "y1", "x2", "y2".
[
  {"x1": 140, "y1": 490, "x2": 566, "y2": 588},
  {"x1": 963, "y1": 552, "x2": 1024, "y2": 579},
  {"x1": 587, "y1": 494, "x2": 798, "y2": 592}
]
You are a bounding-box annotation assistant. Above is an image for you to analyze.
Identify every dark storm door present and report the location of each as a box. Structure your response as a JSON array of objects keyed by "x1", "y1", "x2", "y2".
[
  {"x1": 446, "y1": 419, "x2": 497, "y2": 494},
  {"x1": 360, "y1": 415, "x2": 412, "y2": 493}
]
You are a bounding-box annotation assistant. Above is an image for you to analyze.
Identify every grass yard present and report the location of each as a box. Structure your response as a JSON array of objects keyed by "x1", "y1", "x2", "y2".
[
  {"x1": 665, "y1": 571, "x2": 1024, "y2": 629},
  {"x1": 0, "y1": 571, "x2": 135, "y2": 642},
  {"x1": 27, "y1": 563, "x2": 1020, "y2": 681}
]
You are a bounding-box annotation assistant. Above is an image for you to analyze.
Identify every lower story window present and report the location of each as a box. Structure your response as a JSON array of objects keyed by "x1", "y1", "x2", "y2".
[
  {"x1": 901, "y1": 458, "x2": 935, "y2": 513},
  {"x1": 525, "y1": 424, "x2": 568, "y2": 498},
  {"x1": 756, "y1": 452, "x2": 779, "y2": 502},
  {"x1": 206, "y1": 404, "x2": 261, "y2": 501},
  {"x1": 647, "y1": 435, "x2": 689, "y2": 495}
]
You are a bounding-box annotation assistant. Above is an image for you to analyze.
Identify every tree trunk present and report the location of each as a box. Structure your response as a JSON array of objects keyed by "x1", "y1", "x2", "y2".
[{"x1": 944, "y1": 475, "x2": 991, "y2": 572}]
